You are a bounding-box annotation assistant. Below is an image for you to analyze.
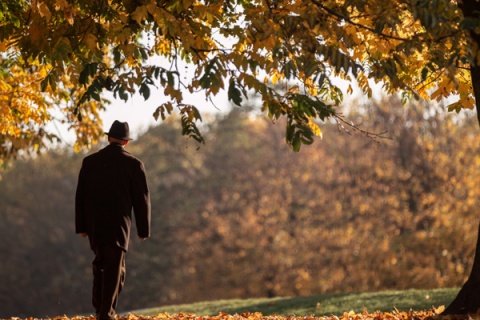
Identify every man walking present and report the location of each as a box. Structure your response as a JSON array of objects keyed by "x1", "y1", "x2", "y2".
[{"x1": 75, "y1": 120, "x2": 151, "y2": 320}]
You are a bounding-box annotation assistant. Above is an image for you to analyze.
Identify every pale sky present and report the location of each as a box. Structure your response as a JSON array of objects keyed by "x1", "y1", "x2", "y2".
[
  {"x1": 53, "y1": 70, "x2": 462, "y2": 149},
  {"x1": 100, "y1": 91, "x2": 168, "y2": 140},
  {"x1": 100, "y1": 87, "x2": 230, "y2": 138},
  {"x1": 52, "y1": 79, "x2": 230, "y2": 146}
]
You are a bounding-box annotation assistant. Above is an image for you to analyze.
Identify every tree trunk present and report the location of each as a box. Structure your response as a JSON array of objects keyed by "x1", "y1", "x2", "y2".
[
  {"x1": 443, "y1": 224, "x2": 480, "y2": 314},
  {"x1": 443, "y1": 0, "x2": 480, "y2": 315}
]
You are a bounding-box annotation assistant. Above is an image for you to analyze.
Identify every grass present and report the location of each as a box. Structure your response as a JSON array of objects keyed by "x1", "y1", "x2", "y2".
[{"x1": 131, "y1": 288, "x2": 459, "y2": 317}]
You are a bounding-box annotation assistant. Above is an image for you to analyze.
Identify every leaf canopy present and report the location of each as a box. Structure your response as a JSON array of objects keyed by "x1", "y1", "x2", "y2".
[{"x1": 1, "y1": 0, "x2": 479, "y2": 161}]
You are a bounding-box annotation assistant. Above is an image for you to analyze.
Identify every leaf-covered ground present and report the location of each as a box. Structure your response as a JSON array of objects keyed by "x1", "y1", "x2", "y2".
[{"x1": 13, "y1": 307, "x2": 480, "y2": 320}]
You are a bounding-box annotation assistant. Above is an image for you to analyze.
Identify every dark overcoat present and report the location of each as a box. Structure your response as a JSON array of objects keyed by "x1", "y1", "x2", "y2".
[{"x1": 75, "y1": 143, "x2": 151, "y2": 251}]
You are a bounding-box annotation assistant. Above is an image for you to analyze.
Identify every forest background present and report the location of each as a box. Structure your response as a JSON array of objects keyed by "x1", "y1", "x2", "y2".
[{"x1": 2, "y1": 96, "x2": 479, "y2": 318}]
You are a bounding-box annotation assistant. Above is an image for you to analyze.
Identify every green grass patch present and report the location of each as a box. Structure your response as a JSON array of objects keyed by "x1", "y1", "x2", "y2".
[{"x1": 133, "y1": 288, "x2": 458, "y2": 316}]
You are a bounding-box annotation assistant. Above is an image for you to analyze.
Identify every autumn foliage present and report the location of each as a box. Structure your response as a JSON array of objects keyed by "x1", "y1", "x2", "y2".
[
  {"x1": 48, "y1": 309, "x2": 450, "y2": 320},
  {"x1": 0, "y1": 97, "x2": 479, "y2": 317},
  {"x1": 1, "y1": 0, "x2": 479, "y2": 164}
]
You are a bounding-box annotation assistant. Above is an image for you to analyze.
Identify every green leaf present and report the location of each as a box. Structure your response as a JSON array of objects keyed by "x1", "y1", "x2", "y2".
[
  {"x1": 79, "y1": 63, "x2": 98, "y2": 85},
  {"x1": 180, "y1": 107, "x2": 205, "y2": 144},
  {"x1": 113, "y1": 47, "x2": 122, "y2": 65},
  {"x1": 139, "y1": 47, "x2": 149, "y2": 61},
  {"x1": 118, "y1": 86, "x2": 129, "y2": 101},
  {"x1": 153, "y1": 102, "x2": 173, "y2": 121},
  {"x1": 228, "y1": 79, "x2": 243, "y2": 106},
  {"x1": 304, "y1": 60, "x2": 318, "y2": 78},
  {"x1": 140, "y1": 83, "x2": 150, "y2": 100},
  {"x1": 167, "y1": 71, "x2": 176, "y2": 86},
  {"x1": 40, "y1": 76, "x2": 49, "y2": 92},
  {"x1": 284, "y1": 60, "x2": 296, "y2": 79},
  {"x1": 421, "y1": 67, "x2": 428, "y2": 81},
  {"x1": 48, "y1": 73, "x2": 57, "y2": 92},
  {"x1": 292, "y1": 134, "x2": 301, "y2": 152}
]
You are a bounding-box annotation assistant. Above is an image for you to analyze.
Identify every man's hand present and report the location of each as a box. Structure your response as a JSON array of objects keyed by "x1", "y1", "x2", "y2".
[
  {"x1": 79, "y1": 233, "x2": 88, "y2": 238},
  {"x1": 139, "y1": 237, "x2": 148, "y2": 241}
]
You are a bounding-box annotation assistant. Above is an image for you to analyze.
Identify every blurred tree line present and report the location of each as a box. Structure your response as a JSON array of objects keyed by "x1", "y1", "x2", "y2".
[{"x1": 1, "y1": 97, "x2": 479, "y2": 318}]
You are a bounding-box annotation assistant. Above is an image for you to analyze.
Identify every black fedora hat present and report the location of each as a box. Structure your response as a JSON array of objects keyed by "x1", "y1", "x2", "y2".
[{"x1": 105, "y1": 120, "x2": 133, "y2": 141}]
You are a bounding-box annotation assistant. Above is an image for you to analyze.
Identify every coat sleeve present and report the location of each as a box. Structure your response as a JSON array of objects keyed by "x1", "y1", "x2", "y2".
[
  {"x1": 75, "y1": 161, "x2": 88, "y2": 234},
  {"x1": 132, "y1": 161, "x2": 151, "y2": 238}
]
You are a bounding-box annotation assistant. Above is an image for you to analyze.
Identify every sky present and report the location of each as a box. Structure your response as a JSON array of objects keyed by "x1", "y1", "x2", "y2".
[
  {"x1": 102, "y1": 88, "x2": 230, "y2": 137},
  {"x1": 51, "y1": 82, "x2": 377, "y2": 147},
  {"x1": 53, "y1": 50, "x2": 238, "y2": 146},
  {"x1": 51, "y1": 95, "x2": 160, "y2": 145},
  {"x1": 53, "y1": 79, "x2": 231, "y2": 146},
  {"x1": 100, "y1": 92, "x2": 168, "y2": 139},
  {"x1": 52, "y1": 67, "x2": 462, "y2": 149}
]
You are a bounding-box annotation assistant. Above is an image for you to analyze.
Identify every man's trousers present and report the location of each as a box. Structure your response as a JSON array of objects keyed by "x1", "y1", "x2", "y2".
[{"x1": 92, "y1": 244, "x2": 126, "y2": 320}]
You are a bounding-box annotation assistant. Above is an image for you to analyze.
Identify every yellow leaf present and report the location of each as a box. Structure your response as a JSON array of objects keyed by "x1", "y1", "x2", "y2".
[
  {"x1": 308, "y1": 119, "x2": 322, "y2": 137},
  {"x1": 271, "y1": 70, "x2": 282, "y2": 85},
  {"x1": 435, "y1": 305, "x2": 445, "y2": 314},
  {"x1": 64, "y1": 10, "x2": 74, "y2": 25},
  {"x1": 54, "y1": 0, "x2": 69, "y2": 11},
  {"x1": 37, "y1": 1, "x2": 52, "y2": 20},
  {"x1": 84, "y1": 33, "x2": 98, "y2": 51},
  {"x1": 131, "y1": 5, "x2": 148, "y2": 24}
]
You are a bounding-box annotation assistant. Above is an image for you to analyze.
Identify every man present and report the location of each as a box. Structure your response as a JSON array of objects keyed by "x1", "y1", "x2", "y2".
[{"x1": 75, "y1": 120, "x2": 151, "y2": 320}]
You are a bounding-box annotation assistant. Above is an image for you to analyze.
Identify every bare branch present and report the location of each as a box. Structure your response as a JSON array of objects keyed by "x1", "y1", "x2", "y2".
[{"x1": 333, "y1": 113, "x2": 392, "y2": 142}]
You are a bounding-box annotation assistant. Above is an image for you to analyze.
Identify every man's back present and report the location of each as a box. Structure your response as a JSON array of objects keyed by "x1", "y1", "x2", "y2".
[{"x1": 75, "y1": 142, "x2": 150, "y2": 251}]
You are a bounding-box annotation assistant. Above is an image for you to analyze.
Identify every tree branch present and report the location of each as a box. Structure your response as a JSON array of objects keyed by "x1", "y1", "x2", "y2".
[
  {"x1": 309, "y1": 0, "x2": 410, "y2": 42},
  {"x1": 333, "y1": 113, "x2": 391, "y2": 142}
]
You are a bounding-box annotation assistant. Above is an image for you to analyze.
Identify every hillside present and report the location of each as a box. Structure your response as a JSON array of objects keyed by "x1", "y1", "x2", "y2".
[{"x1": 134, "y1": 288, "x2": 458, "y2": 317}]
